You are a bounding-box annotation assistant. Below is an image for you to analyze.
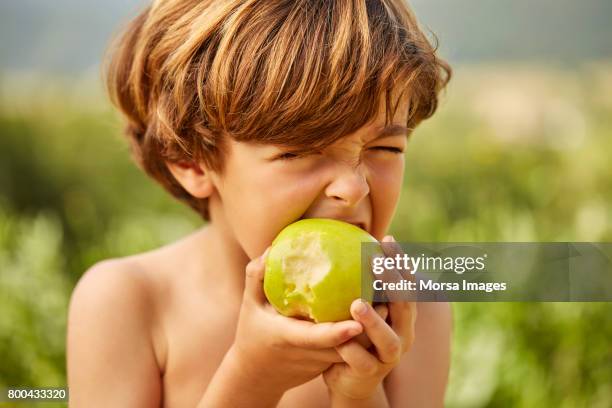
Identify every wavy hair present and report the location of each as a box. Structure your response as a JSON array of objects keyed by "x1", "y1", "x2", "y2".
[{"x1": 105, "y1": 0, "x2": 451, "y2": 220}]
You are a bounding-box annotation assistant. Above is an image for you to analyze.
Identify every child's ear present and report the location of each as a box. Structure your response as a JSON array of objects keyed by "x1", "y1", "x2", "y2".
[{"x1": 166, "y1": 161, "x2": 215, "y2": 198}]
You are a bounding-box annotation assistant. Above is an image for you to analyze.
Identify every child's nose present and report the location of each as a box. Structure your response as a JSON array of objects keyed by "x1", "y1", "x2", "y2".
[{"x1": 324, "y1": 165, "x2": 370, "y2": 207}]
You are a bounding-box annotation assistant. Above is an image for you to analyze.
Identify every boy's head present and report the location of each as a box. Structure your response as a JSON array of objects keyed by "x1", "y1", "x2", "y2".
[{"x1": 106, "y1": 0, "x2": 450, "y2": 257}]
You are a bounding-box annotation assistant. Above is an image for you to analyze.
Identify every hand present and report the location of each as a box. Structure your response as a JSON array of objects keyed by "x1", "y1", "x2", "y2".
[
  {"x1": 228, "y1": 247, "x2": 365, "y2": 398},
  {"x1": 323, "y1": 236, "x2": 417, "y2": 401}
]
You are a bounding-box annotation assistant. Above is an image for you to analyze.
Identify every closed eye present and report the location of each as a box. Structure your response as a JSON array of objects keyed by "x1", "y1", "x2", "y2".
[
  {"x1": 275, "y1": 150, "x2": 322, "y2": 161},
  {"x1": 370, "y1": 146, "x2": 405, "y2": 154},
  {"x1": 276, "y1": 152, "x2": 300, "y2": 160}
]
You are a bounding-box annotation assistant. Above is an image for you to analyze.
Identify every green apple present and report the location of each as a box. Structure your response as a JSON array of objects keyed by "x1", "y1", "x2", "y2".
[{"x1": 263, "y1": 218, "x2": 381, "y2": 323}]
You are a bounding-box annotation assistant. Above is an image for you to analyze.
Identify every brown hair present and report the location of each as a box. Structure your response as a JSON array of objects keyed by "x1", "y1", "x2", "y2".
[{"x1": 105, "y1": 0, "x2": 451, "y2": 221}]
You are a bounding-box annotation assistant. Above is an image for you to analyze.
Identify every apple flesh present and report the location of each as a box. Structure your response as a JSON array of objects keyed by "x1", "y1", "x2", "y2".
[{"x1": 263, "y1": 218, "x2": 381, "y2": 323}]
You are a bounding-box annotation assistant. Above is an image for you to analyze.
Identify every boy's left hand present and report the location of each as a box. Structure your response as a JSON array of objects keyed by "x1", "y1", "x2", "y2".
[{"x1": 323, "y1": 237, "x2": 417, "y2": 401}]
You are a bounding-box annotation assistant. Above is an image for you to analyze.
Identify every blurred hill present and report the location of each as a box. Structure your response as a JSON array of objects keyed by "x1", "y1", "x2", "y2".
[
  {"x1": 413, "y1": 0, "x2": 612, "y2": 62},
  {"x1": 1, "y1": 0, "x2": 611, "y2": 73}
]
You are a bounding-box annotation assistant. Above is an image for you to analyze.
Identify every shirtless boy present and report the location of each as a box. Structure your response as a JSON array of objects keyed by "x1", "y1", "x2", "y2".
[{"x1": 67, "y1": 0, "x2": 452, "y2": 406}]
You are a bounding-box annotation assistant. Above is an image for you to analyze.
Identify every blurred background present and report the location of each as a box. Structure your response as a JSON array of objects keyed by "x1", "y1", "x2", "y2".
[{"x1": 1, "y1": 0, "x2": 611, "y2": 407}]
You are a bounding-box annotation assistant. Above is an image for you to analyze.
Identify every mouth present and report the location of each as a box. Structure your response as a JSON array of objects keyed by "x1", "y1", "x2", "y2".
[
  {"x1": 351, "y1": 222, "x2": 367, "y2": 231},
  {"x1": 299, "y1": 217, "x2": 368, "y2": 233}
]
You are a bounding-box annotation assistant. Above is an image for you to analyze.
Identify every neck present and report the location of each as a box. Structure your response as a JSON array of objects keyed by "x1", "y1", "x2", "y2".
[{"x1": 200, "y1": 195, "x2": 252, "y2": 299}]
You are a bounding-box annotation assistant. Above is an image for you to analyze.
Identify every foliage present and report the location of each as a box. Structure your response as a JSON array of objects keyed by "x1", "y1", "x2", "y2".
[{"x1": 0, "y1": 63, "x2": 610, "y2": 407}]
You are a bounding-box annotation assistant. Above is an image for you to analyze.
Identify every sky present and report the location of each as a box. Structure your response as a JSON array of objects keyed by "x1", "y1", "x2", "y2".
[{"x1": 0, "y1": 0, "x2": 610, "y2": 73}]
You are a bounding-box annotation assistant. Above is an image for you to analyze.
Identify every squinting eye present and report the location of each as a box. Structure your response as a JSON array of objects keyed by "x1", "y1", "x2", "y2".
[
  {"x1": 371, "y1": 146, "x2": 405, "y2": 154},
  {"x1": 276, "y1": 152, "x2": 300, "y2": 160},
  {"x1": 275, "y1": 150, "x2": 322, "y2": 161}
]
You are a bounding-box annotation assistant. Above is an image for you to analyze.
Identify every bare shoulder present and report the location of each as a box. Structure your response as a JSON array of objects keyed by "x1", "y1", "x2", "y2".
[
  {"x1": 71, "y1": 257, "x2": 154, "y2": 310},
  {"x1": 385, "y1": 301, "x2": 453, "y2": 408},
  {"x1": 67, "y1": 257, "x2": 163, "y2": 407},
  {"x1": 68, "y1": 257, "x2": 158, "y2": 335}
]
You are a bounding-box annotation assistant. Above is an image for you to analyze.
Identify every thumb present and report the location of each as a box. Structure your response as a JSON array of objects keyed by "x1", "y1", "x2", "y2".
[{"x1": 244, "y1": 246, "x2": 271, "y2": 304}]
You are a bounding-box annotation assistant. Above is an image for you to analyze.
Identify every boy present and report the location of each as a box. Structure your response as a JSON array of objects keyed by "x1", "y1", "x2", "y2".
[{"x1": 67, "y1": 0, "x2": 452, "y2": 406}]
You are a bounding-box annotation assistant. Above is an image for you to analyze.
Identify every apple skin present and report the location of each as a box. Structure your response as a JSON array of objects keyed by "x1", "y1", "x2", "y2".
[{"x1": 263, "y1": 218, "x2": 381, "y2": 323}]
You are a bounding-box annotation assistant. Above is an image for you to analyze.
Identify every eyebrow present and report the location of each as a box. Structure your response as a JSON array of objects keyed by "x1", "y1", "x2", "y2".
[{"x1": 373, "y1": 124, "x2": 410, "y2": 140}]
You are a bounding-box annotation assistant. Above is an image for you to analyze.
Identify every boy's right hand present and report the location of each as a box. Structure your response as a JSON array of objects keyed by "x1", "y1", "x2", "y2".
[{"x1": 228, "y1": 246, "x2": 364, "y2": 396}]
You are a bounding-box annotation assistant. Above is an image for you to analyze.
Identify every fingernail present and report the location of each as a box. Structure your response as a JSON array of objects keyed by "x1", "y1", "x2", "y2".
[{"x1": 355, "y1": 300, "x2": 369, "y2": 316}]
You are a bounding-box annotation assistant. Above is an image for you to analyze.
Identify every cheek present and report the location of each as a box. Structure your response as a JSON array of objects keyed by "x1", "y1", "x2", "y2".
[
  {"x1": 368, "y1": 157, "x2": 405, "y2": 238},
  {"x1": 225, "y1": 164, "x2": 324, "y2": 258}
]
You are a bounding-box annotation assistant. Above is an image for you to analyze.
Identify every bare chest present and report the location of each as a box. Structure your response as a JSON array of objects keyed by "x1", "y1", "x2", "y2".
[{"x1": 159, "y1": 296, "x2": 330, "y2": 407}]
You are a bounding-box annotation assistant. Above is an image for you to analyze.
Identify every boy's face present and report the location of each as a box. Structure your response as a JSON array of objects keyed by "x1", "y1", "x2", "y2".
[{"x1": 208, "y1": 96, "x2": 410, "y2": 259}]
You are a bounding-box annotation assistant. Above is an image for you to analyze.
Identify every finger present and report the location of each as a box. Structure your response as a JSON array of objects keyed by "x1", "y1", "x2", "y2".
[
  {"x1": 351, "y1": 299, "x2": 402, "y2": 365},
  {"x1": 381, "y1": 235, "x2": 404, "y2": 257},
  {"x1": 336, "y1": 340, "x2": 380, "y2": 376},
  {"x1": 380, "y1": 237, "x2": 417, "y2": 344},
  {"x1": 283, "y1": 318, "x2": 363, "y2": 349},
  {"x1": 388, "y1": 300, "x2": 417, "y2": 351},
  {"x1": 308, "y1": 348, "x2": 345, "y2": 364},
  {"x1": 378, "y1": 235, "x2": 414, "y2": 302},
  {"x1": 244, "y1": 246, "x2": 271, "y2": 304},
  {"x1": 378, "y1": 237, "x2": 418, "y2": 352},
  {"x1": 355, "y1": 304, "x2": 388, "y2": 349},
  {"x1": 381, "y1": 235, "x2": 410, "y2": 277}
]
